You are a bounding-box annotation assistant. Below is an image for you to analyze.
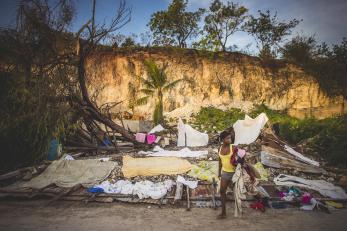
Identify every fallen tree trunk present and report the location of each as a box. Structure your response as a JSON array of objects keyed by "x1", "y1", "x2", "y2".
[{"x1": 75, "y1": 43, "x2": 137, "y2": 144}]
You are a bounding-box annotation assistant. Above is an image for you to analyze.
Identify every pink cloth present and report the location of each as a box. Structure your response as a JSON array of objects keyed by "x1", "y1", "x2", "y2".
[
  {"x1": 147, "y1": 134, "x2": 156, "y2": 144},
  {"x1": 279, "y1": 191, "x2": 286, "y2": 198},
  {"x1": 237, "y1": 148, "x2": 246, "y2": 158},
  {"x1": 135, "y1": 133, "x2": 146, "y2": 143},
  {"x1": 301, "y1": 193, "x2": 312, "y2": 204}
]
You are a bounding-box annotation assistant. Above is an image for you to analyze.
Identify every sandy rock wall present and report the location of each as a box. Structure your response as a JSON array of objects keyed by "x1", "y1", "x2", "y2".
[{"x1": 85, "y1": 50, "x2": 346, "y2": 119}]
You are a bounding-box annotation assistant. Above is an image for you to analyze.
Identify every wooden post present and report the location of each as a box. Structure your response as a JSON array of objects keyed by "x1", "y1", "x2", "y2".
[{"x1": 186, "y1": 185, "x2": 190, "y2": 211}]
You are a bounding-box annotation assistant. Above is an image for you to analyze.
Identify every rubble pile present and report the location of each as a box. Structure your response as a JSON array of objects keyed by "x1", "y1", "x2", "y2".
[{"x1": 0, "y1": 113, "x2": 346, "y2": 214}]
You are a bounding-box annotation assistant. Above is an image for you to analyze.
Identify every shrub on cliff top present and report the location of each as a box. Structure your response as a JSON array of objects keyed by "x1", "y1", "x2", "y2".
[
  {"x1": 192, "y1": 105, "x2": 347, "y2": 167},
  {"x1": 192, "y1": 106, "x2": 244, "y2": 132}
]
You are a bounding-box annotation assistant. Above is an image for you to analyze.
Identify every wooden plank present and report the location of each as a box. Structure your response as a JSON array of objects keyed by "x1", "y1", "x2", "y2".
[
  {"x1": 261, "y1": 145, "x2": 326, "y2": 174},
  {"x1": 45, "y1": 184, "x2": 82, "y2": 205}
]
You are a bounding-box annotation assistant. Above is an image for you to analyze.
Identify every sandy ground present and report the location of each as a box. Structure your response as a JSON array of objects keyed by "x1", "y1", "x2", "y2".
[{"x1": 0, "y1": 200, "x2": 346, "y2": 231}]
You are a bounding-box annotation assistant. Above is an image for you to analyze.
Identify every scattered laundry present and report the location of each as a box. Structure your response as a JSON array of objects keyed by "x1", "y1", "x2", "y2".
[
  {"x1": 90, "y1": 179, "x2": 174, "y2": 199},
  {"x1": 87, "y1": 187, "x2": 104, "y2": 193},
  {"x1": 139, "y1": 146, "x2": 208, "y2": 158},
  {"x1": 147, "y1": 134, "x2": 156, "y2": 144},
  {"x1": 188, "y1": 161, "x2": 218, "y2": 183},
  {"x1": 176, "y1": 175, "x2": 198, "y2": 189},
  {"x1": 232, "y1": 163, "x2": 264, "y2": 217},
  {"x1": 122, "y1": 155, "x2": 192, "y2": 178},
  {"x1": 177, "y1": 118, "x2": 208, "y2": 147},
  {"x1": 274, "y1": 174, "x2": 347, "y2": 199},
  {"x1": 253, "y1": 162, "x2": 269, "y2": 181},
  {"x1": 135, "y1": 133, "x2": 146, "y2": 143},
  {"x1": 233, "y1": 113, "x2": 268, "y2": 145},
  {"x1": 3, "y1": 110, "x2": 347, "y2": 216},
  {"x1": 237, "y1": 148, "x2": 246, "y2": 158},
  {"x1": 301, "y1": 192, "x2": 312, "y2": 204},
  {"x1": 250, "y1": 201, "x2": 265, "y2": 212},
  {"x1": 232, "y1": 164, "x2": 247, "y2": 217},
  {"x1": 279, "y1": 187, "x2": 301, "y2": 202},
  {"x1": 9, "y1": 159, "x2": 117, "y2": 188}
]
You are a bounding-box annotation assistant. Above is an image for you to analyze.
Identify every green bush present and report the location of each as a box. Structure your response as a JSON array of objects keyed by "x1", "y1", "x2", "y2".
[
  {"x1": 192, "y1": 106, "x2": 245, "y2": 132},
  {"x1": 192, "y1": 104, "x2": 347, "y2": 167},
  {"x1": 307, "y1": 116, "x2": 347, "y2": 167},
  {"x1": 0, "y1": 73, "x2": 68, "y2": 173}
]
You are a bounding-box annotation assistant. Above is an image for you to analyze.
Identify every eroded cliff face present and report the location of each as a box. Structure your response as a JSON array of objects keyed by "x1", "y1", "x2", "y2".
[{"x1": 85, "y1": 49, "x2": 346, "y2": 119}]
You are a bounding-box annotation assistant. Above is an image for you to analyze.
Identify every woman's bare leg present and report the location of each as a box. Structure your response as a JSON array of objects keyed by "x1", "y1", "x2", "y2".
[{"x1": 218, "y1": 178, "x2": 229, "y2": 218}]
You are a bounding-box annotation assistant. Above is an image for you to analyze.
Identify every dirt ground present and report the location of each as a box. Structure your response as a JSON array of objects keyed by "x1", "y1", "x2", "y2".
[{"x1": 0, "y1": 200, "x2": 346, "y2": 231}]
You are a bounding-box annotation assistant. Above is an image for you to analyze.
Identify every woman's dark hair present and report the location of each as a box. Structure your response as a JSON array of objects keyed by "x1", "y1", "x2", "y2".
[{"x1": 219, "y1": 128, "x2": 235, "y2": 142}]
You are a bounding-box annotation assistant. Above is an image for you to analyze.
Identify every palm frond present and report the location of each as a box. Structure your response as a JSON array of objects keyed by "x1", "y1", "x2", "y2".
[
  {"x1": 135, "y1": 96, "x2": 150, "y2": 106},
  {"x1": 144, "y1": 60, "x2": 158, "y2": 82},
  {"x1": 139, "y1": 88, "x2": 154, "y2": 96},
  {"x1": 144, "y1": 59, "x2": 168, "y2": 88},
  {"x1": 136, "y1": 75, "x2": 155, "y2": 89},
  {"x1": 162, "y1": 78, "x2": 184, "y2": 92},
  {"x1": 158, "y1": 63, "x2": 168, "y2": 86}
]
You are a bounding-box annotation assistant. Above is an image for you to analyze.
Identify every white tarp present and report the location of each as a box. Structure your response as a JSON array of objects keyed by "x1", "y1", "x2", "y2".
[
  {"x1": 176, "y1": 175, "x2": 198, "y2": 189},
  {"x1": 284, "y1": 145, "x2": 320, "y2": 167},
  {"x1": 149, "y1": 124, "x2": 165, "y2": 134},
  {"x1": 274, "y1": 174, "x2": 347, "y2": 199},
  {"x1": 139, "y1": 146, "x2": 208, "y2": 158},
  {"x1": 92, "y1": 179, "x2": 174, "y2": 199},
  {"x1": 177, "y1": 118, "x2": 209, "y2": 147},
  {"x1": 233, "y1": 113, "x2": 268, "y2": 145}
]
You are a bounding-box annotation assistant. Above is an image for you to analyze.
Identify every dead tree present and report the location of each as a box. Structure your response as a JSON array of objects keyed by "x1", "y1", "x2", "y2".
[{"x1": 74, "y1": 0, "x2": 136, "y2": 144}]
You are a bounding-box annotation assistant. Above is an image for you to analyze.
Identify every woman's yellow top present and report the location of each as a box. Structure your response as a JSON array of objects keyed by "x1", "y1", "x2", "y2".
[{"x1": 219, "y1": 144, "x2": 235, "y2": 173}]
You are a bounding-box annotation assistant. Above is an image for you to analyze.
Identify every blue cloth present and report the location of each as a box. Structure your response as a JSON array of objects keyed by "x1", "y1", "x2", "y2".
[
  {"x1": 87, "y1": 187, "x2": 104, "y2": 193},
  {"x1": 288, "y1": 186, "x2": 301, "y2": 197},
  {"x1": 102, "y1": 138, "x2": 112, "y2": 146},
  {"x1": 47, "y1": 139, "x2": 58, "y2": 161}
]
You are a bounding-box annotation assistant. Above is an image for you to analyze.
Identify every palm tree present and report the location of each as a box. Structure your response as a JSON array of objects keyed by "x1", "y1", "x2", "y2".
[{"x1": 136, "y1": 60, "x2": 183, "y2": 125}]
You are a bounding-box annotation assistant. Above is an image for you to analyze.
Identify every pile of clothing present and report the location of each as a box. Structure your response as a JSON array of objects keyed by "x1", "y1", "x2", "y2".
[
  {"x1": 135, "y1": 133, "x2": 157, "y2": 144},
  {"x1": 88, "y1": 179, "x2": 174, "y2": 200}
]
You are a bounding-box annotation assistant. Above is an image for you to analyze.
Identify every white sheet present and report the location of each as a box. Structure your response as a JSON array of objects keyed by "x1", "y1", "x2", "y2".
[
  {"x1": 233, "y1": 113, "x2": 268, "y2": 145},
  {"x1": 93, "y1": 179, "x2": 174, "y2": 200},
  {"x1": 139, "y1": 146, "x2": 208, "y2": 158},
  {"x1": 177, "y1": 118, "x2": 209, "y2": 147},
  {"x1": 176, "y1": 175, "x2": 198, "y2": 189}
]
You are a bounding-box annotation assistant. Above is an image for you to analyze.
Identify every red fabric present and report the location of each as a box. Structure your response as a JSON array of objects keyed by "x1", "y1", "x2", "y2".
[
  {"x1": 230, "y1": 146, "x2": 238, "y2": 166},
  {"x1": 250, "y1": 201, "x2": 265, "y2": 212}
]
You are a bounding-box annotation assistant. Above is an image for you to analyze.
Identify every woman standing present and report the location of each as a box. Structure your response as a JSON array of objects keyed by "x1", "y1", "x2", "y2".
[{"x1": 217, "y1": 129, "x2": 237, "y2": 219}]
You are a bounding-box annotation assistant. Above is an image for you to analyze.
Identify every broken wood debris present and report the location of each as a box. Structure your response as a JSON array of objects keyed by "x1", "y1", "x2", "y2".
[{"x1": 261, "y1": 146, "x2": 326, "y2": 174}]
